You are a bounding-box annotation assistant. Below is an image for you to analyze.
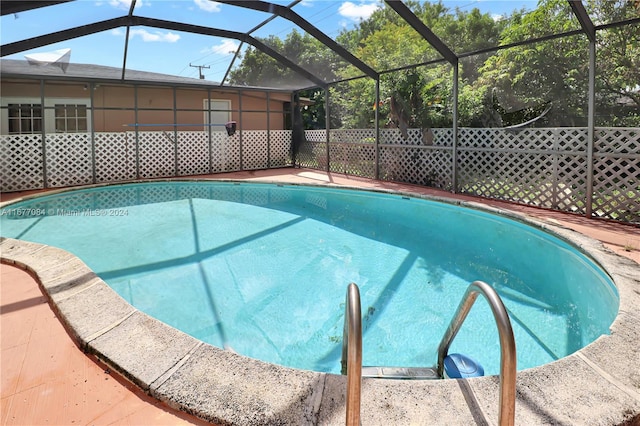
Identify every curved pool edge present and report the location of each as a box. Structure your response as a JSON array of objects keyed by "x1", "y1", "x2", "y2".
[{"x1": 1, "y1": 188, "x2": 640, "y2": 425}]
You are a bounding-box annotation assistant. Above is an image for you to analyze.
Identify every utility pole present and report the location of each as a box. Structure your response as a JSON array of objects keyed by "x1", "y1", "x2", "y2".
[{"x1": 189, "y1": 63, "x2": 210, "y2": 79}]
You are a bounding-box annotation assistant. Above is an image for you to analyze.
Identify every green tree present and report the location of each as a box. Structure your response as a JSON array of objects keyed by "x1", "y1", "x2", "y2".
[
  {"x1": 229, "y1": 0, "x2": 638, "y2": 128},
  {"x1": 228, "y1": 30, "x2": 338, "y2": 88},
  {"x1": 335, "y1": 1, "x2": 503, "y2": 129},
  {"x1": 588, "y1": 0, "x2": 640, "y2": 125},
  {"x1": 474, "y1": 0, "x2": 639, "y2": 127}
]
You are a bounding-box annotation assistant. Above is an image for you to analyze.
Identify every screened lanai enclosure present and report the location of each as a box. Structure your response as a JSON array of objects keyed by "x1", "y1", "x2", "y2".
[{"x1": 1, "y1": 0, "x2": 639, "y2": 224}]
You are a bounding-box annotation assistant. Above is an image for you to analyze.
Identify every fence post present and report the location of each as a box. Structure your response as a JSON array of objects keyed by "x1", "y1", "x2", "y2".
[
  {"x1": 375, "y1": 78, "x2": 380, "y2": 180},
  {"x1": 134, "y1": 85, "x2": 140, "y2": 180},
  {"x1": 267, "y1": 91, "x2": 271, "y2": 168},
  {"x1": 585, "y1": 40, "x2": 596, "y2": 218},
  {"x1": 208, "y1": 88, "x2": 213, "y2": 174},
  {"x1": 173, "y1": 87, "x2": 178, "y2": 177},
  {"x1": 452, "y1": 62, "x2": 459, "y2": 193},
  {"x1": 40, "y1": 79, "x2": 48, "y2": 189},
  {"x1": 325, "y1": 88, "x2": 331, "y2": 172},
  {"x1": 239, "y1": 88, "x2": 244, "y2": 171},
  {"x1": 90, "y1": 82, "x2": 97, "y2": 184}
]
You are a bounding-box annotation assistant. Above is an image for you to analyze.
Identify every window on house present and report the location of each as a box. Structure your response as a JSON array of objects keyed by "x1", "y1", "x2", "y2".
[
  {"x1": 3, "y1": 98, "x2": 91, "y2": 135},
  {"x1": 54, "y1": 104, "x2": 88, "y2": 132},
  {"x1": 8, "y1": 103, "x2": 42, "y2": 134}
]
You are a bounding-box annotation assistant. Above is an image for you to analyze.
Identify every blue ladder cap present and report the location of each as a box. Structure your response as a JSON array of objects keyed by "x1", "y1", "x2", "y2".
[{"x1": 444, "y1": 353, "x2": 484, "y2": 379}]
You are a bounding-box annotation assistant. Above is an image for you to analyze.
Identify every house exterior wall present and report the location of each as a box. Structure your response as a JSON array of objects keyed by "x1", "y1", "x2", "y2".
[{"x1": 0, "y1": 78, "x2": 291, "y2": 133}]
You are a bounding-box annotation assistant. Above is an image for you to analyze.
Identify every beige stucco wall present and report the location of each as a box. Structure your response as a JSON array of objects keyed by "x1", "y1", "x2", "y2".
[{"x1": 1, "y1": 79, "x2": 290, "y2": 133}]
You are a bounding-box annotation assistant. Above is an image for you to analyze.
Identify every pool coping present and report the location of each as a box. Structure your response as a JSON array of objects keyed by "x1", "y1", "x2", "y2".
[{"x1": 1, "y1": 179, "x2": 640, "y2": 425}]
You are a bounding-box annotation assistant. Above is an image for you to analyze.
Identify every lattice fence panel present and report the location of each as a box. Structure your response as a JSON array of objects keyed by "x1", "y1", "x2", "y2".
[
  {"x1": 211, "y1": 131, "x2": 241, "y2": 172},
  {"x1": 379, "y1": 128, "x2": 453, "y2": 146},
  {"x1": 379, "y1": 146, "x2": 453, "y2": 189},
  {"x1": 457, "y1": 127, "x2": 590, "y2": 212},
  {"x1": 3, "y1": 126, "x2": 638, "y2": 225},
  {"x1": 593, "y1": 128, "x2": 640, "y2": 223},
  {"x1": 328, "y1": 143, "x2": 376, "y2": 178},
  {"x1": 380, "y1": 128, "x2": 410, "y2": 144},
  {"x1": 330, "y1": 129, "x2": 375, "y2": 144},
  {"x1": 177, "y1": 131, "x2": 209, "y2": 176},
  {"x1": 95, "y1": 132, "x2": 136, "y2": 182},
  {"x1": 553, "y1": 155, "x2": 588, "y2": 213},
  {"x1": 304, "y1": 130, "x2": 326, "y2": 143},
  {"x1": 298, "y1": 131, "x2": 326, "y2": 169},
  {"x1": 458, "y1": 151, "x2": 568, "y2": 207},
  {"x1": 297, "y1": 130, "x2": 327, "y2": 168},
  {"x1": 458, "y1": 128, "x2": 585, "y2": 150},
  {"x1": 137, "y1": 131, "x2": 176, "y2": 178},
  {"x1": 269, "y1": 130, "x2": 292, "y2": 167},
  {"x1": 556, "y1": 128, "x2": 588, "y2": 150},
  {"x1": 45, "y1": 133, "x2": 93, "y2": 188},
  {"x1": 242, "y1": 130, "x2": 269, "y2": 170},
  {"x1": 0, "y1": 134, "x2": 44, "y2": 191},
  {"x1": 595, "y1": 128, "x2": 639, "y2": 153}
]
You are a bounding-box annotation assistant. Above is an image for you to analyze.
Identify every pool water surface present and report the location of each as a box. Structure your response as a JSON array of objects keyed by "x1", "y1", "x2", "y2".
[{"x1": 0, "y1": 181, "x2": 619, "y2": 375}]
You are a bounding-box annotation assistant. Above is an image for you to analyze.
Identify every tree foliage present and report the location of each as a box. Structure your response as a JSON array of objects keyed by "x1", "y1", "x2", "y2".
[
  {"x1": 229, "y1": 0, "x2": 639, "y2": 128},
  {"x1": 228, "y1": 30, "x2": 338, "y2": 88}
]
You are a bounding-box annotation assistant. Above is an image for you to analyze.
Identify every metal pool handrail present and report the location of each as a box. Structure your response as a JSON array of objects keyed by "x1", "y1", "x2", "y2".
[
  {"x1": 341, "y1": 282, "x2": 362, "y2": 426},
  {"x1": 436, "y1": 280, "x2": 517, "y2": 426}
]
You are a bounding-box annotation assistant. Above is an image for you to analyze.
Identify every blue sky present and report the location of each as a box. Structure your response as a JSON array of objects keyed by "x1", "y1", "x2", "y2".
[{"x1": 1, "y1": 0, "x2": 537, "y2": 83}]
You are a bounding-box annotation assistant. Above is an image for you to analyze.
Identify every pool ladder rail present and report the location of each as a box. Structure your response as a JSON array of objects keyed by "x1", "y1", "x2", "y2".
[{"x1": 341, "y1": 281, "x2": 517, "y2": 426}]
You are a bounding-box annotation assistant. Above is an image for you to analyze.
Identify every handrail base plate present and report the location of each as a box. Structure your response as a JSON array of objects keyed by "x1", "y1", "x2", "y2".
[{"x1": 362, "y1": 366, "x2": 439, "y2": 380}]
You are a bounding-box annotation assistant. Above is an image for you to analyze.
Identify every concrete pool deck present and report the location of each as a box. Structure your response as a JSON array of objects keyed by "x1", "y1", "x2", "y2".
[{"x1": 1, "y1": 168, "x2": 639, "y2": 425}]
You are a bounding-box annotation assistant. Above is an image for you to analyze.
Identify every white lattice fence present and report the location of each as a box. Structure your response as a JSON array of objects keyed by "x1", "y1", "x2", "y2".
[
  {"x1": 593, "y1": 128, "x2": 640, "y2": 222},
  {"x1": 177, "y1": 131, "x2": 209, "y2": 176},
  {"x1": 211, "y1": 131, "x2": 241, "y2": 173},
  {"x1": 3, "y1": 127, "x2": 638, "y2": 224},
  {"x1": 0, "y1": 134, "x2": 43, "y2": 191},
  {"x1": 329, "y1": 143, "x2": 376, "y2": 177},
  {"x1": 269, "y1": 130, "x2": 292, "y2": 167},
  {"x1": 242, "y1": 130, "x2": 270, "y2": 170},
  {"x1": 457, "y1": 128, "x2": 589, "y2": 211},
  {"x1": 298, "y1": 130, "x2": 327, "y2": 169},
  {"x1": 328, "y1": 129, "x2": 377, "y2": 177},
  {"x1": 45, "y1": 133, "x2": 93, "y2": 188},
  {"x1": 379, "y1": 146, "x2": 453, "y2": 189},
  {"x1": 330, "y1": 129, "x2": 376, "y2": 144},
  {"x1": 95, "y1": 132, "x2": 136, "y2": 182},
  {"x1": 136, "y1": 131, "x2": 176, "y2": 178},
  {"x1": 379, "y1": 128, "x2": 454, "y2": 146}
]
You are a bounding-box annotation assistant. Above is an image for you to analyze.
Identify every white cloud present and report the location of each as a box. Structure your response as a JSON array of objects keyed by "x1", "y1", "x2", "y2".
[
  {"x1": 205, "y1": 39, "x2": 240, "y2": 55},
  {"x1": 107, "y1": 0, "x2": 142, "y2": 11},
  {"x1": 338, "y1": 1, "x2": 380, "y2": 21},
  {"x1": 129, "y1": 29, "x2": 181, "y2": 42},
  {"x1": 111, "y1": 28, "x2": 125, "y2": 37},
  {"x1": 194, "y1": 0, "x2": 221, "y2": 13}
]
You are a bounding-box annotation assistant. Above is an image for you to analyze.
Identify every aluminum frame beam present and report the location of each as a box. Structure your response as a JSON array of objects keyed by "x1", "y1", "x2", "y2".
[
  {"x1": 217, "y1": 0, "x2": 379, "y2": 80},
  {"x1": 0, "y1": 0, "x2": 73, "y2": 16},
  {"x1": 134, "y1": 17, "x2": 327, "y2": 87},
  {"x1": 384, "y1": 0, "x2": 458, "y2": 65},
  {"x1": 568, "y1": 0, "x2": 596, "y2": 42},
  {"x1": 0, "y1": 15, "x2": 327, "y2": 88}
]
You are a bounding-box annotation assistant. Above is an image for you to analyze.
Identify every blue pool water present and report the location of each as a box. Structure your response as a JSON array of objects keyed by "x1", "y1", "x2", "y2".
[{"x1": 1, "y1": 181, "x2": 619, "y2": 375}]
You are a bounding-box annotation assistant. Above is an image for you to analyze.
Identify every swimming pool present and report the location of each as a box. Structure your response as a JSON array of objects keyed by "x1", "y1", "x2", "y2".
[{"x1": 0, "y1": 181, "x2": 619, "y2": 376}]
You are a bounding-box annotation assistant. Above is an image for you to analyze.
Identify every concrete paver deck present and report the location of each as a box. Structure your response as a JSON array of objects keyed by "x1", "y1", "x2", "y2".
[{"x1": 1, "y1": 264, "x2": 211, "y2": 426}]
